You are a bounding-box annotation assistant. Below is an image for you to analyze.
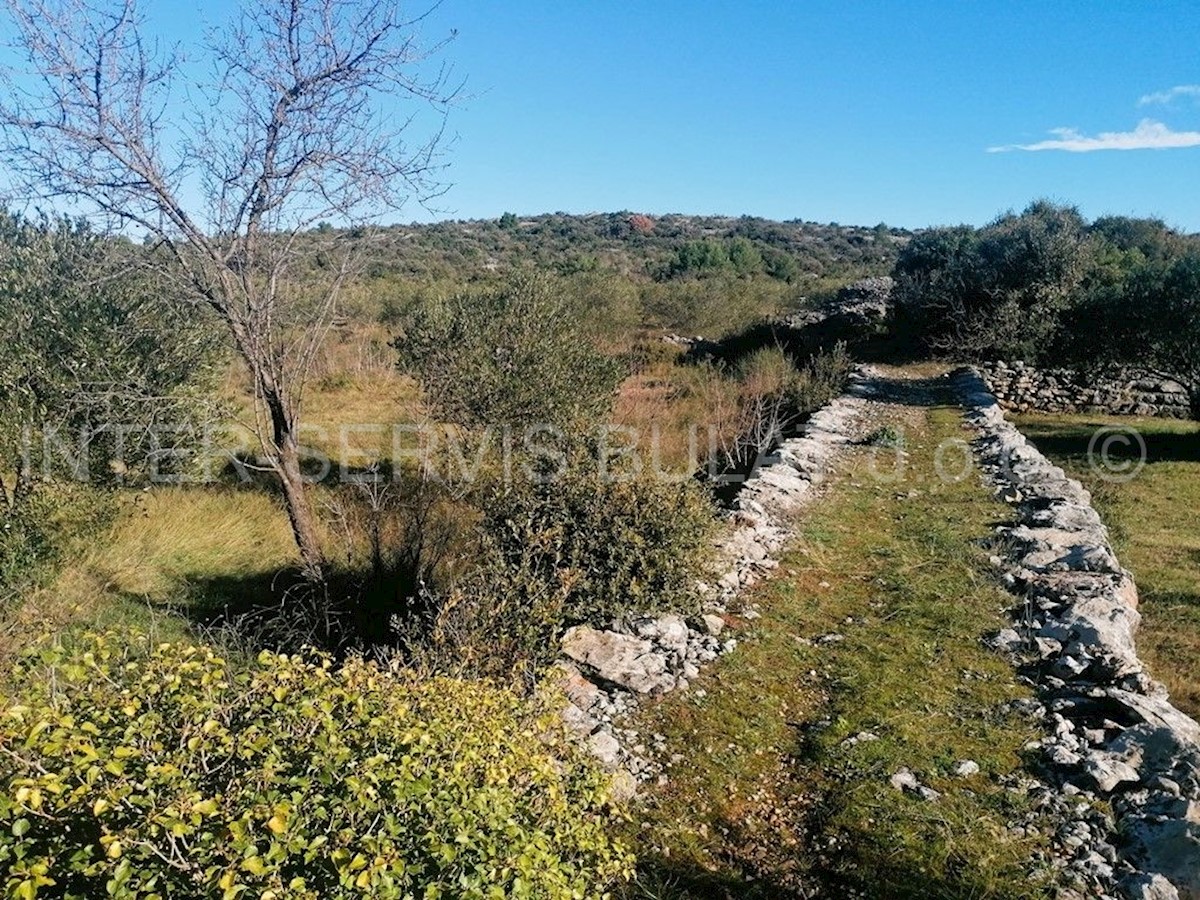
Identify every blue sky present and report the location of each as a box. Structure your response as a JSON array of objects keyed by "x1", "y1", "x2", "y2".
[
  {"x1": 11, "y1": 1, "x2": 1200, "y2": 231},
  {"x1": 409, "y1": 0, "x2": 1200, "y2": 230}
]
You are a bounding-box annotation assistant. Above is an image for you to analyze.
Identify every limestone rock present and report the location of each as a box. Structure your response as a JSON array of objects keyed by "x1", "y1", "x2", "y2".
[
  {"x1": 1083, "y1": 752, "x2": 1141, "y2": 793},
  {"x1": 635, "y1": 614, "x2": 689, "y2": 660},
  {"x1": 561, "y1": 626, "x2": 675, "y2": 694},
  {"x1": 588, "y1": 729, "x2": 622, "y2": 768},
  {"x1": 701, "y1": 613, "x2": 726, "y2": 637},
  {"x1": 985, "y1": 628, "x2": 1024, "y2": 654},
  {"x1": 553, "y1": 662, "x2": 603, "y2": 713}
]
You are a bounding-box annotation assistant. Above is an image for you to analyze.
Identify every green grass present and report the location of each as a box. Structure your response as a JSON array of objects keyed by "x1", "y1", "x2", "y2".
[
  {"x1": 1013, "y1": 412, "x2": 1200, "y2": 716},
  {"x1": 625, "y1": 399, "x2": 1062, "y2": 899}
]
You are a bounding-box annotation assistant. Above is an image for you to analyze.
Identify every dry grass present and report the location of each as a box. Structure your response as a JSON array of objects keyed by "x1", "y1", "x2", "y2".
[
  {"x1": 4, "y1": 487, "x2": 299, "y2": 661},
  {"x1": 611, "y1": 342, "x2": 838, "y2": 478},
  {"x1": 220, "y1": 323, "x2": 426, "y2": 461},
  {"x1": 304, "y1": 324, "x2": 425, "y2": 440},
  {"x1": 6, "y1": 325, "x2": 426, "y2": 654},
  {"x1": 1013, "y1": 412, "x2": 1200, "y2": 716},
  {"x1": 611, "y1": 350, "x2": 738, "y2": 478}
]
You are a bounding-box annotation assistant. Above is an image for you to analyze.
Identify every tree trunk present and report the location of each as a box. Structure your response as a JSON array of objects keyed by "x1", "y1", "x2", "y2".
[
  {"x1": 276, "y1": 436, "x2": 326, "y2": 581},
  {"x1": 260, "y1": 376, "x2": 326, "y2": 581}
]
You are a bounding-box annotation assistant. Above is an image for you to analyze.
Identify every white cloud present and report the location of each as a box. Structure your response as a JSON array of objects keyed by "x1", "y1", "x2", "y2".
[
  {"x1": 1138, "y1": 85, "x2": 1200, "y2": 106},
  {"x1": 988, "y1": 118, "x2": 1200, "y2": 153}
]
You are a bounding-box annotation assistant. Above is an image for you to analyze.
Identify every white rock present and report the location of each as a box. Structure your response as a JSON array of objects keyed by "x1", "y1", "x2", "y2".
[
  {"x1": 701, "y1": 613, "x2": 726, "y2": 637},
  {"x1": 588, "y1": 730, "x2": 622, "y2": 768},
  {"x1": 561, "y1": 626, "x2": 675, "y2": 694}
]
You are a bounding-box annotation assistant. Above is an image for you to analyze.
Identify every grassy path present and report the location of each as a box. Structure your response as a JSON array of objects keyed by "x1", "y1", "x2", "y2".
[{"x1": 624, "y1": 372, "x2": 1066, "y2": 899}]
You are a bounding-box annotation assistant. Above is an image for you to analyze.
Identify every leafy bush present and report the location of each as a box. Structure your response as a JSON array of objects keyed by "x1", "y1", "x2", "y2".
[
  {"x1": 664, "y1": 239, "x2": 733, "y2": 279},
  {"x1": 663, "y1": 237, "x2": 765, "y2": 281},
  {"x1": 0, "y1": 632, "x2": 634, "y2": 899},
  {"x1": 0, "y1": 212, "x2": 220, "y2": 606},
  {"x1": 0, "y1": 484, "x2": 109, "y2": 602},
  {"x1": 0, "y1": 212, "x2": 222, "y2": 487},
  {"x1": 888, "y1": 202, "x2": 1200, "y2": 408},
  {"x1": 863, "y1": 425, "x2": 904, "y2": 449},
  {"x1": 797, "y1": 341, "x2": 854, "y2": 411},
  {"x1": 427, "y1": 467, "x2": 715, "y2": 675},
  {"x1": 890, "y1": 201, "x2": 1089, "y2": 362},
  {"x1": 637, "y1": 277, "x2": 797, "y2": 337},
  {"x1": 394, "y1": 274, "x2": 624, "y2": 430},
  {"x1": 1082, "y1": 249, "x2": 1200, "y2": 418},
  {"x1": 557, "y1": 272, "x2": 642, "y2": 349}
]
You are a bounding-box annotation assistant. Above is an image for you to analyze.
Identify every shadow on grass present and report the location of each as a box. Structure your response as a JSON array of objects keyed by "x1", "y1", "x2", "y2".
[
  {"x1": 681, "y1": 317, "x2": 888, "y2": 373},
  {"x1": 1020, "y1": 421, "x2": 1200, "y2": 466},
  {"x1": 625, "y1": 734, "x2": 1023, "y2": 900},
  {"x1": 625, "y1": 817, "x2": 1023, "y2": 900},
  {"x1": 215, "y1": 455, "x2": 406, "y2": 488},
  {"x1": 624, "y1": 857, "x2": 782, "y2": 900},
  {"x1": 175, "y1": 563, "x2": 431, "y2": 653},
  {"x1": 97, "y1": 568, "x2": 320, "y2": 653},
  {"x1": 1144, "y1": 586, "x2": 1200, "y2": 614}
]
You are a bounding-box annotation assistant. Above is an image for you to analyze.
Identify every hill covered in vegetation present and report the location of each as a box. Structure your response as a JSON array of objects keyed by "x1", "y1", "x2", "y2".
[
  {"x1": 315, "y1": 212, "x2": 909, "y2": 338},
  {"x1": 348, "y1": 212, "x2": 905, "y2": 281}
]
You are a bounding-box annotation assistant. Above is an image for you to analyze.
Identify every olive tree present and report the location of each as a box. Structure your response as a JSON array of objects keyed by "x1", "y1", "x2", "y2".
[
  {"x1": 0, "y1": 0, "x2": 458, "y2": 579},
  {"x1": 1088, "y1": 251, "x2": 1200, "y2": 419},
  {"x1": 0, "y1": 212, "x2": 220, "y2": 478},
  {"x1": 0, "y1": 212, "x2": 220, "y2": 589},
  {"x1": 395, "y1": 274, "x2": 624, "y2": 432},
  {"x1": 891, "y1": 201, "x2": 1090, "y2": 363}
]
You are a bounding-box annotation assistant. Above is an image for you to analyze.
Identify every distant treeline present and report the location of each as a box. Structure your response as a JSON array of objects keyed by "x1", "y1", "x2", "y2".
[
  {"x1": 331, "y1": 211, "x2": 906, "y2": 281},
  {"x1": 891, "y1": 200, "x2": 1200, "y2": 416}
]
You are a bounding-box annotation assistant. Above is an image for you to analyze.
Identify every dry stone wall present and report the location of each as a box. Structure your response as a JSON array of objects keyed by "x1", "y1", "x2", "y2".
[
  {"x1": 981, "y1": 361, "x2": 1191, "y2": 419},
  {"x1": 554, "y1": 368, "x2": 874, "y2": 795},
  {"x1": 958, "y1": 367, "x2": 1200, "y2": 900}
]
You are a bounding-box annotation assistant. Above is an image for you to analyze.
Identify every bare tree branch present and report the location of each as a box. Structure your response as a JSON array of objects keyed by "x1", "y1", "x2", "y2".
[{"x1": 0, "y1": 0, "x2": 459, "y2": 578}]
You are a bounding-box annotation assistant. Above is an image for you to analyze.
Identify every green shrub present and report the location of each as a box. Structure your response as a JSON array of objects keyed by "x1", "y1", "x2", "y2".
[
  {"x1": 0, "y1": 211, "x2": 219, "y2": 605},
  {"x1": 429, "y1": 467, "x2": 715, "y2": 675},
  {"x1": 863, "y1": 425, "x2": 904, "y2": 449},
  {"x1": 0, "y1": 484, "x2": 110, "y2": 603},
  {"x1": 394, "y1": 274, "x2": 624, "y2": 430},
  {"x1": 0, "y1": 631, "x2": 634, "y2": 899},
  {"x1": 791, "y1": 341, "x2": 853, "y2": 413},
  {"x1": 0, "y1": 212, "x2": 223, "y2": 488},
  {"x1": 890, "y1": 200, "x2": 1094, "y2": 363},
  {"x1": 557, "y1": 272, "x2": 641, "y2": 350},
  {"x1": 637, "y1": 278, "x2": 794, "y2": 337}
]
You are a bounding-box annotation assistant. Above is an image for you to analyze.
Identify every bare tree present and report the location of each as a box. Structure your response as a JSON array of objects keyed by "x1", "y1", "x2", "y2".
[{"x1": 0, "y1": 0, "x2": 458, "y2": 579}]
